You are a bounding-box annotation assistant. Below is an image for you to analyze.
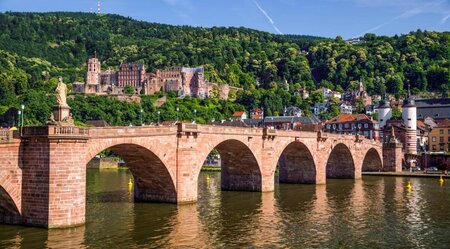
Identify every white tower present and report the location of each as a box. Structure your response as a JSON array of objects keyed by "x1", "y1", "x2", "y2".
[
  {"x1": 378, "y1": 98, "x2": 392, "y2": 142},
  {"x1": 402, "y1": 96, "x2": 417, "y2": 154}
]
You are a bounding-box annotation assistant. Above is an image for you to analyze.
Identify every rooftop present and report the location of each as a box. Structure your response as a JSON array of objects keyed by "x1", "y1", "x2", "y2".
[{"x1": 326, "y1": 114, "x2": 375, "y2": 124}]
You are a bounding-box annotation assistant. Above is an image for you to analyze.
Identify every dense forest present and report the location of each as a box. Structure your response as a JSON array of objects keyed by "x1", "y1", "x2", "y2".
[{"x1": 0, "y1": 12, "x2": 448, "y2": 126}]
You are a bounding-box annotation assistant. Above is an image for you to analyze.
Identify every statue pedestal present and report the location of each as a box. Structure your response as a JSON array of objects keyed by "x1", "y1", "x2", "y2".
[
  {"x1": 53, "y1": 105, "x2": 71, "y2": 122},
  {"x1": 48, "y1": 105, "x2": 74, "y2": 126}
]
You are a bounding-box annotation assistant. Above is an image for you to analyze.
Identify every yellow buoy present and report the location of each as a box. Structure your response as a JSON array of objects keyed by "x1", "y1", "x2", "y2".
[{"x1": 406, "y1": 181, "x2": 412, "y2": 191}]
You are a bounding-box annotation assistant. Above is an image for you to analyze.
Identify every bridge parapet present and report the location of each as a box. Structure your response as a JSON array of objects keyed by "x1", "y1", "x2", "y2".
[
  {"x1": 0, "y1": 129, "x2": 14, "y2": 143},
  {"x1": 88, "y1": 125, "x2": 177, "y2": 138},
  {"x1": 21, "y1": 125, "x2": 89, "y2": 139}
]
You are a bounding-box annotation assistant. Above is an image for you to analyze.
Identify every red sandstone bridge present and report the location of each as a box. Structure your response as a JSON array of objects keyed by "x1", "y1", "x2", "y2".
[{"x1": 0, "y1": 123, "x2": 398, "y2": 228}]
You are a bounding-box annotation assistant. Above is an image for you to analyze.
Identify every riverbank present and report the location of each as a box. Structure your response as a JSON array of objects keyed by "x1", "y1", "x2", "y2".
[{"x1": 363, "y1": 171, "x2": 450, "y2": 178}]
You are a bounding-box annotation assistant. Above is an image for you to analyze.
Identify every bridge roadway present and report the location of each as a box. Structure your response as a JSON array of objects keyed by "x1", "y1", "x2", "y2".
[{"x1": 0, "y1": 123, "x2": 387, "y2": 228}]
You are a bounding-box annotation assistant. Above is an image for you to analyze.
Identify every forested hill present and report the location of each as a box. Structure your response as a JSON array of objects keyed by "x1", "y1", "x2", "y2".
[
  {"x1": 0, "y1": 12, "x2": 449, "y2": 126},
  {"x1": 0, "y1": 12, "x2": 449, "y2": 94},
  {"x1": 0, "y1": 11, "x2": 322, "y2": 88}
]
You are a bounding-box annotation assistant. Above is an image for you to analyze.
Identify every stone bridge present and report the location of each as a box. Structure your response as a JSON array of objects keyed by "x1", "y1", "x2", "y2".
[{"x1": 0, "y1": 123, "x2": 396, "y2": 228}]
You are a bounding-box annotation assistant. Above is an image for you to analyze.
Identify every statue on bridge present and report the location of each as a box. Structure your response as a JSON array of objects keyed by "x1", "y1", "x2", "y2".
[
  {"x1": 56, "y1": 77, "x2": 68, "y2": 107},
  {"x1": 47, "y1": 77, "x2": 74, "y2": 126}
]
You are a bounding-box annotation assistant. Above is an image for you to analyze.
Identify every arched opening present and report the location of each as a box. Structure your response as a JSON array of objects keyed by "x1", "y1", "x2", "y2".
[
  {"x1": 277, "y1": 142, "x2": 316, "y2": 184},
  {"x1": 0, "y1": 186, "x2": 21, "y2": 224},
  {"x1": 87, "y1": 143, "x2": 176, "y2": 203},
  {"x1": 199, "y1": 139, "x2": 262, "y2": 195},
  {"x1": 326, "y1": 144, "x2": 355, "y2": 179},
  {"x1": 362, "y1": 148, "x2": 383, "y2": 172}
]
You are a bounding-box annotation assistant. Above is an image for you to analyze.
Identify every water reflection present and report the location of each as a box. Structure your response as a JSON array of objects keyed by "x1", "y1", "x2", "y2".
[{"x1": 1, "y1": 170, "x2": 450, "y2": 248}]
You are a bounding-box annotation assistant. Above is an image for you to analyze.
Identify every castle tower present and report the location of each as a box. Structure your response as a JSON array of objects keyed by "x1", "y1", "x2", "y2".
[
  {"x1": 86, "y1": 57, "x2": 101, "y2": 86},
  {"x1": 378, "y1": 98, "x2": 392, "y2": 142},
  {"x1": 402, "y1": 96, "x2": 417, "y2": 155}
]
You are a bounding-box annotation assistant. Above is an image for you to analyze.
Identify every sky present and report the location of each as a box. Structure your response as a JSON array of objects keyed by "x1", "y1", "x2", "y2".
[{"x1": 0, "y1": 0, "x2": 449, "y2": 38}]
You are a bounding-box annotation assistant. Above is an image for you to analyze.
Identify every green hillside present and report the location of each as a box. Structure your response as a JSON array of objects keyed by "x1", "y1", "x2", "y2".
[{"x1": 0, "y1": 12, "x2": 448, "y2": 126}]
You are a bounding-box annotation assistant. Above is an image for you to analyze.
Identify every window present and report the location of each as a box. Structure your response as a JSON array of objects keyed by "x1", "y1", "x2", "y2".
[
  {"x1": 432, "y1": 145, "x2": 436, "y2": 151},
  {"x1": 345, "y1": 123, "x2": 349, "y2": 128},
  {"x1": 364, "y1": 123, "x2": 368, "y2": 128},
  {"x1": 448, "y1": 130, "x2": 450, "y2": 134},
  {"x1": 440, "y1": 129, "x2": 444, "y2": 135},
  {"x1": 432, "y1": 137, "x2": 436, "y2": 142},
  {"x1": 440, "y1": 145, "x2": 444, "y2": 151},
  {"x1": 440, "y1": 137, "x2": 444, "y2": 143}
]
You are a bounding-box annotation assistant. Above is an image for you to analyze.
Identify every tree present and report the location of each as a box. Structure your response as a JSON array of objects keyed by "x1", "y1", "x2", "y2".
[
  {"x1": 309, "y1": 91, "x2": 325, "y2": 104},
  {"x1": 124, "y1": 85, "x2": 135, "y2": 95}
]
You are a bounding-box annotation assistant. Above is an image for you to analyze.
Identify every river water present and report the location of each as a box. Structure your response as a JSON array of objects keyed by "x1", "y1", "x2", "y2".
[{"x1": 1, "y1": 169, "x2": 450, "y2": 248}]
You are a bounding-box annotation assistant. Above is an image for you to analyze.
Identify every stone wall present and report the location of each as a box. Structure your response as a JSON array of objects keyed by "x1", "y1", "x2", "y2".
[{"x1": 87, "y1": 157, "x2": 119, "y2": 169}]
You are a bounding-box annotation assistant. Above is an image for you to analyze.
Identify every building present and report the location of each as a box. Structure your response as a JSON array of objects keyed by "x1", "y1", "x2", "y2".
[
  {"x1": 294, "y1": 88, "x2": 309, "y2": 99},
  {"x1": 231, "y1": 111, "x2": 247, "y2": 121},
  {"x1": 402, "y1": 96, "x2": 417, "y2": 155},
  {"x1": 378, "y1": 98, "x2": 392, "y2": 141},
  {"x1": 118, "y1": 62, "x2": 146, "y2": 88},
  {"x1": 365, "y1": 104, "x2": 379, "y2": 116},
  {"x1": 73, "y1": 57, "x2": 232, "y2": 99},
  {"x1": 263, "y1": 116, "x2": 321, "y2": 131},
  {"x1": 312, "y1": 102, "x2": 329, "y2": 115},
  {"x1": 343, "y1": 80, "x2": 372, "y2": 106},
  {"x1": 324, "y1": 114, "x2": 379, "y2": 140},
  {"x1": 250, "y1": 108, "x2": 264, "y2": 119},
  {"x1": 415, "y1": 98, "x2": 450, "y2": 121},
  {"x1": 340, "y1": 103, "x2": 353, "y2": 114},
  {"x1": 428, "y1": 119, "x2": 450, "y2": 152}
]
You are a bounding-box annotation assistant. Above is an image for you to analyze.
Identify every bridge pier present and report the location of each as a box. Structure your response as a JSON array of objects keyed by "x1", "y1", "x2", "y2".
[{"x1": 21, "y1": 126, "x2": 89, "y2": 228}]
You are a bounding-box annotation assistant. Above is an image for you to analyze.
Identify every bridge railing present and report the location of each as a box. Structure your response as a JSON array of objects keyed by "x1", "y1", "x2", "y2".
[
  {"x1": 0, "y1": 129, "x2": 13, "y2": 142},
  {"x1": 21, "y1": 125, "x2": 89, "y2": 138}
]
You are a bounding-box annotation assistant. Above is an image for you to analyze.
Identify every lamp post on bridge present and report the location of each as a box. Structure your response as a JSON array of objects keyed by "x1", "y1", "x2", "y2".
[
  {"x1": 194, "y1": 109, "x2": 197, "y2": 123},
  {"x1": 176, "y1": 107, "x2": 179, "y2": 122},
  {"x1": 17, "y1": 110, "x2": 22, "y2": 127},
  {"x1": 157, "y1": 110, "x2": 161, "y2": 125},
  {"x1": 21, "y1": 104, "x2": 25, "y2": 127},
  {"x1": 140, "y1": 109, "x2": 143, "y2": 126}
]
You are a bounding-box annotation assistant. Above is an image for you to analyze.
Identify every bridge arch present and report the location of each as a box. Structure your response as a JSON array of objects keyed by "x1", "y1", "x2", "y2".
[
  {"x1": 326, "y1": 143, "x2": 355, "y2": 179},
  {"x1": 277, "y1": 141, "x2": 316, "y2": 184},
  {"x1": 362, "y1": 148, "x2": 383, "y2": 172},
  {"x1": 87, "y1": 142, "x2": 177, "y2": 203},
  {"x1": 0, "y1": 185, "x2": 21, "y2": 224},
  {"x1": 197, "y1": 139, "x2": 262, "y2": 191}
]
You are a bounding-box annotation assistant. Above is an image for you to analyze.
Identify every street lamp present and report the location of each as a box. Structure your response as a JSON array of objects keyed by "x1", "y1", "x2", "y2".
[
  {"x1": 140, "y1": 109, "x2": 143, "y2": 126},
  {"x1": 176, "y1": 107, "x2": 179, "y2": 122},
  {"x1": 17, "y1": 110, "x2": 21, "y2": 127},
  {"x1": 157, "y1": 111, "x2": 161, "y2": 125},
  {"x1": 194, "y1": 109, "x2": 197, "y2": 123},
  {"x1": 21, "y1": 104, "x2": 25, "y2": 127}
]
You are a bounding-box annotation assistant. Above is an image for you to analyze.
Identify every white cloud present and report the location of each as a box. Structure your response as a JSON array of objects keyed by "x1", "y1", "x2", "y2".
[{"x1": 253, "y1": 0, "x2": 283, "y2": 34}]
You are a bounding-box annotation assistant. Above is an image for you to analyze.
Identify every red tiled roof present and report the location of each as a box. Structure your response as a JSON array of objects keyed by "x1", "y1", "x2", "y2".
[
  {"x1": 326, "y1": 114, "x2": 375, "y2": 124},
  {"x1": 232, "y1": 111, "x2": 245, "y2": 117},
  {"x1": 436, "y1": 118, "x2": 450, "y2": 128}
]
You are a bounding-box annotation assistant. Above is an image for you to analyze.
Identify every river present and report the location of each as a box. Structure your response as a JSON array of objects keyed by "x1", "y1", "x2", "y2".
[{"x1": 1, "y1": 169, "x2": 449, "y2": 248}]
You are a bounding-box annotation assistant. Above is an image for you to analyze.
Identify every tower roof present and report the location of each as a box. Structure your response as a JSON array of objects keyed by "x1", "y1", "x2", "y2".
[
  {"x1": 378, "y1": 99, "x2": 391, "y2": 108},
  {"x1": 403, "y1": 98, "x2": 416, "y2": 107}
]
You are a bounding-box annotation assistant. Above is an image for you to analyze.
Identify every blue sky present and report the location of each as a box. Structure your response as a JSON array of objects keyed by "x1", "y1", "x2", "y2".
[{"x1": 0, "y1": 0, "x2": 449, "y2": 38}]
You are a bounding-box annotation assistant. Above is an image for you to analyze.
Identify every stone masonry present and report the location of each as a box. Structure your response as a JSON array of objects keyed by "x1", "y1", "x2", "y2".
[{"x1": 0, "y1": 123, "x2": 394, "y2": 228}]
